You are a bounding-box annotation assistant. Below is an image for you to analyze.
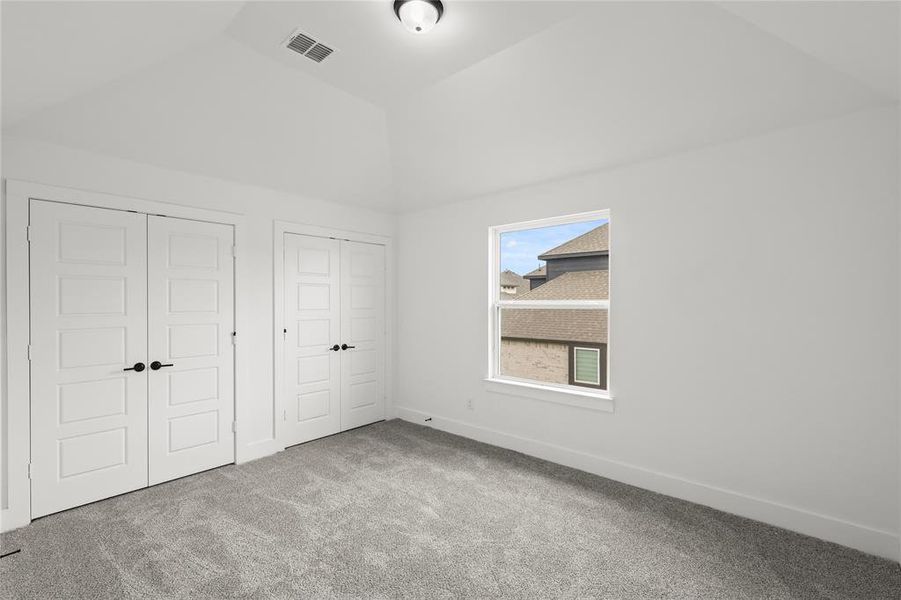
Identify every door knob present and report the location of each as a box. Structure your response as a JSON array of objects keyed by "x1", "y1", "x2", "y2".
[
  {"x1": 150, "y1": 361, "x2": 174, "y2": 370},
  {"x1": 329, "y1": 344, "x2": 340, "y2": 351},
  {"x1": 123, "y1": 362, "x2": 146, "y2": 372},
  {"x1": 341, "y1": 344, "x2": 356, "y2": 350}
]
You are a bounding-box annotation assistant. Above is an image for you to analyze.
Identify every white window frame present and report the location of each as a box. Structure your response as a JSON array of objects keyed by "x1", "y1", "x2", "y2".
[
  {"x1": 573, "y1": 346, "x2": 602, "y2": 385},
  {"x1": 485, "y1": 209, "x2": 613, "y2": 412}
]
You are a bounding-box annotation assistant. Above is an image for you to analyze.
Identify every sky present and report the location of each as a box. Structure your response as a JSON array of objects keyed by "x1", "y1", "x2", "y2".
[{"x1": 500, "y1": 219, "x2": 607, "y2": 275}]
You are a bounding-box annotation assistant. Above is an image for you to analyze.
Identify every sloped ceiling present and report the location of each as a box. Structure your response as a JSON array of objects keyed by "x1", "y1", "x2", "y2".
[
  {"x1": 718, "y1": 1, "x2": 900, "y2": 100},
  {"x1": 1, "y1": 1, "x2": 244, "y2": 126},
  {"x1": 2, "y1": 1, "x2": 898, "y2": 213},
  {"x1": 4, "y1": 35, "x2": 394, "y2": 207},
  {"x1": 386, "y1": 1, "x2": 897, "y2": 210}
]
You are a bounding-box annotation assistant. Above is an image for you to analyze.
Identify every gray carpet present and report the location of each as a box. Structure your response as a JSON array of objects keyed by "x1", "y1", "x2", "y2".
[{"x1": 1, "y1": 419, "x2": 898, "y2": 599}]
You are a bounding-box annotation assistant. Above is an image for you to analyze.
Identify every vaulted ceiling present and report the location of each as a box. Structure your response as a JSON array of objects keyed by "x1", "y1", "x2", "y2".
[{"x1": 3, "y1": 1, "x2": 898, "y2": 212}]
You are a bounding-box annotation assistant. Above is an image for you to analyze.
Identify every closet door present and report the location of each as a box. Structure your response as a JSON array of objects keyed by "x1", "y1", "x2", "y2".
[
  {"x1": 147, "y1": 216, "x2": 235, "y2": 485},
  {"x1": 283, "y1": 234, "x2": 342, "y2": 446},
  {"x1": 339, "y1": 241, "x2": 386, "y2": 431},
  {"x1": 30, "y1": 201, "x2": 149, "y2": 518}
]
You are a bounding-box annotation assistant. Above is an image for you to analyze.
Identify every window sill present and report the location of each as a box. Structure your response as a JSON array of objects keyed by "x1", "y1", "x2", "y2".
[{"x1": 483, "y1": 377, "x2": 614, "y2": 413}]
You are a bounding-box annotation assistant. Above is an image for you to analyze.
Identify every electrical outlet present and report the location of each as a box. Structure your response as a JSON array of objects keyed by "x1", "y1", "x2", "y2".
[{"x1": 466, "y1": 398, "x2": 474, "y2": 410}]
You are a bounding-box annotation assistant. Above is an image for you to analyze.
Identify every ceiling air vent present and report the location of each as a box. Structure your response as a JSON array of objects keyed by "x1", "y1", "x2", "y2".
[
  {"x1": 305, "y1": 43, "x2": 334, "y2": 63},
  {"x1": 285, "y1": 29, "x2": 335, "y2": 64}
]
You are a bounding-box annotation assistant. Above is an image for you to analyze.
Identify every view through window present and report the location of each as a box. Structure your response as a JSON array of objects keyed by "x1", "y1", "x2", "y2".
[{"x1": 494, "y1": 214, "x2": 609, "y2": 391}]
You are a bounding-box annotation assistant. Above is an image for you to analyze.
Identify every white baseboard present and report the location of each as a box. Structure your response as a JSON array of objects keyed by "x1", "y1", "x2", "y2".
[{"x1": 395, "y1": 406, "x2": 900, "y2": 562}]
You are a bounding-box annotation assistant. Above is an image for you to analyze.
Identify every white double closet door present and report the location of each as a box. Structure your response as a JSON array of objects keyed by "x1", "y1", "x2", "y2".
[
  {"x1": 283, "y1": 234, "x2": 385, "y2": 446},
  {"x1": 29, "y1": 200, "x2": 235, "y2": 518}
]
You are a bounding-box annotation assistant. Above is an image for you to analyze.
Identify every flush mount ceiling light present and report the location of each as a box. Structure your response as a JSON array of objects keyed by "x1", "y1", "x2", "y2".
[{"x1": 394, "y1": 0, "x2": 444, "y2": 34}]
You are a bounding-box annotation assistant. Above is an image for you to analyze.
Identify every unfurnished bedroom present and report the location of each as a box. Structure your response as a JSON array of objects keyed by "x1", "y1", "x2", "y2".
[{"x1": 0, "y1": 1, "x2": 900, "y2": 598}]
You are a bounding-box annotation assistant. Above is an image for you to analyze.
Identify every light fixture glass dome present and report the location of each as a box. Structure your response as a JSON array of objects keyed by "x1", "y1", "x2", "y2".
[{"x1": 395, "y1": 0, "x2": 443, "y2": 35}]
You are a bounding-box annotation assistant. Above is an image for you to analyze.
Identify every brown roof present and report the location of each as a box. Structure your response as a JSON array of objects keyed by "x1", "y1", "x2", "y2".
[
  {"x1": 501, "y1": 308, "x2": 608, "y2": 344},
  {"x1": 501, "y1": 269, "x2": 608, "y2": 344},
  {"x1": 514, "y1": 270, "x2": 608, "y2": 301},
  {"x1": 500, "y1": 270, "x2": 526, "y2": 287},
  {"x1": 524, "y1": 265, "x2": 546, "y2": 278},
  {"x1": 539, "y1": 223, "x2": 608, "y2": 259}
]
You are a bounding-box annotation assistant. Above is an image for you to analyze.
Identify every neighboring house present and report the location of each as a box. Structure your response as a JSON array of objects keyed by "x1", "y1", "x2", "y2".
[
  {"x1": 500, "y1": 269, "x2": 528, "y2": 295},
  {"x1": 523, "y1": 265, "x2": 546, "y2": 290},
  {"x1": 501, "y1": 223, "x2": 609, "y2": 389}
]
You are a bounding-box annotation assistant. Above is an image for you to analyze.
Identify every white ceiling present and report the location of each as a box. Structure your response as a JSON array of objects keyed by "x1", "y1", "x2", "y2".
[
  {"x1": 2, "y1": 1, "x2": 899, "y2": 213},
  {"x1": 225, "y1": 1, "x2": 586, "y2": 108},
  {"x1": 718, "y1": 1, "x2": 900, "y2": 101},
  {"x1": 1, "y1": 1, "x2": 243, "y2": 126},
  {"x1": 386, "y1": 1, "x2": 896, "y2": 210}
]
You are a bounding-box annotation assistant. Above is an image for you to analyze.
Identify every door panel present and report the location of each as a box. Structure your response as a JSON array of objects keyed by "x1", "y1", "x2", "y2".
[
  {"x1": 30, "y1": 200, "x2": 149, "y2": 518},
  {"x1": 147, "y1": 216, "x2": 235, "y2": 485},
  {"x1": 340, "y1": 241, "x2": 386, "y2": 430},
  {"x1": 283, "y1": 234, "x2": 341, "y2": 445}
]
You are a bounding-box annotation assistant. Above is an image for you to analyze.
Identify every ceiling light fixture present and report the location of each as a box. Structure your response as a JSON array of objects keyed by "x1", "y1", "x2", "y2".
[{"x1": 394, "y1": 0, "x2": 444, "y2": 35}]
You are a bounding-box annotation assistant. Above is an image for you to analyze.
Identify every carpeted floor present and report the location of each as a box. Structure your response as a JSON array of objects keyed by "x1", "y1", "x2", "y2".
[{"x1": 1, "y1": 419, "x2": 899, "y2": 599}]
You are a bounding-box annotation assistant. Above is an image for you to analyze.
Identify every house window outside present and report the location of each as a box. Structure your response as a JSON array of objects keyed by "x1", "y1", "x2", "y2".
[
  {"x1": 573, "y1": 347, "x2": 601, "y2": 386},
  {"x1": 491, "y1": 211, "x2": 609, "y2": 394}
]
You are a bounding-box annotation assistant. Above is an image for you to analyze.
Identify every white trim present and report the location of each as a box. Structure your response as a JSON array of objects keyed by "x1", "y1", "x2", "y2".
[
  {"x1": 484, "y1": 377, "x2": 613, "y2": 412},
  {"x1": 2, "y1": 183, "x2": 29, "y2": 532},
  {"x1": 490, "y1": 209, "x2": 611, "y2": 235},
  {"x1": 487, "y1": 209, "x2": 612, "y2": 398},
  {"x1": 394, "y1": 406, "x2": 900, "y2": 561},
  {"x1": 1, "y1": 179, "x2": 249, "y2": 533},
  {"x1": 573, "y1": 346, "x2": 601, "y2": 385},
  {"x1": 497, "y1": 299, "x2": 609, "y2": 309},
  {"x1": 272, "y1": 220, "x2": 395, "y2": 449}
]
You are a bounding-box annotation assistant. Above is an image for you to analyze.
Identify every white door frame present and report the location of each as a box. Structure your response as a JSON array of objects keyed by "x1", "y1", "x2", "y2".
[
  {"x1": 2, "y1": 178, "x2": 247, "y2": 532},
  {"x1": 272, "y1": 221, "x2": 394, "y2": 450}
]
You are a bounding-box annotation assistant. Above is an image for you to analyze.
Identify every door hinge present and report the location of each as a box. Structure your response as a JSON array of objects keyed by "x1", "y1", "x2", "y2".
[
  {"x1": 231, "y1": 331, "x2": 237, "y2": 345},
  {"x1": 25, "y1": 225, "x2": 32, "y2": 243},
  {"x1": 26, "y1": 345, "x2": 32, "y2": 361},
  {"x1": 27, "y1": 463, "x2": 32, "y2": 480},
  {"x1": 232, "y1": 244, "x2": 237, "y2": 258},
  {"x1": 283, "y1": 409, "x2": 287, "y2": 421},
  {"x1": 232, "y1": 421, "x2": 237, "y2": 433}
]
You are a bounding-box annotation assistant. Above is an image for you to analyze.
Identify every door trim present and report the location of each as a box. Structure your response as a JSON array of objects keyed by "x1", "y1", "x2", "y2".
[
  {"x1": 2, "y1": 179, "x2": 247, "y2": 532},
  {"x1": 272, "y1": 221, "x2": 394, "y2": 452}
]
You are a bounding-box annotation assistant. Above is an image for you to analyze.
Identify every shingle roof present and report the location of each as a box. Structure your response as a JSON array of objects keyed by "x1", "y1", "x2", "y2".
[
  {"x1": 524, "y1": 265, "x2": 546, "y2": 278},
  {"x1": 539, "y1": 223, "x2": 608, "y2": 259},
  {"x1": 500, "y1": 270, "x2": 526, "y2": 287},
  {"x1": 514, "y1": 270, "x2": 608, "y2": 301},
  {"x1": 501, "y1": 308, "x2": 608, "y2": 345},
  {"x1": 501, "y1": 269, "x2": 608, "y2": 344}
]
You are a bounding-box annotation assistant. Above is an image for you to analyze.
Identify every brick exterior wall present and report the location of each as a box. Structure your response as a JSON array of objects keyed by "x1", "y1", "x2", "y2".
[{"x1": 500, "y1": 338, "x2": 568, "y2": 385}]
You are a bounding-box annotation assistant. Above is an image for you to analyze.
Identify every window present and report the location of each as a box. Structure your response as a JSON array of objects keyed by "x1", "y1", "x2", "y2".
[
  {"x1": 490, "y1": 211, "x2": 609, "y2": 396},
  {"x1": 572, "y1": 347, "x2": 602, "y2": 386}
]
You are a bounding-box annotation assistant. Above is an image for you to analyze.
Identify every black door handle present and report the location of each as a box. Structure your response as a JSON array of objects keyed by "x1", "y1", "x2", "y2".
[
  {"x1": 150, "y1": 361, "x2": 174, "y2": 371},
  {"x1": 341, "y1": 344, "x2": 356, "y2": 350},
  {"x1": 124, "y1": 362, "x2": 146, "y2": 372},
  {"x1": 329, "y1": 344, "x2": 340, "y2": 352}
]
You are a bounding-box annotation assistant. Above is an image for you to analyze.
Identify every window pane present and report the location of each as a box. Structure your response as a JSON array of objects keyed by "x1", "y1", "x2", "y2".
[
  {"x1": 499, "y1": 308, "x2": 607, "y2": 390},
  {"x1": 499, "y1": 219, "x2": 609, "y2": 300},
  {"x1": 574, "y1": 348, "x2": 600, "y2": 385}
]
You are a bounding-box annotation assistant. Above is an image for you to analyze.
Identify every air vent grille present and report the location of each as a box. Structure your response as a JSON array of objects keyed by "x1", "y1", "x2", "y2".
[
  {"x1": 287, "y1": 32, "x2": 315, "y2": 55},
  {"x1": 305, "y1": 43, "x2": 334, "y2": 63},
  {"x1": 285, "y1": 29, "x2": 336, "y2": 64}
]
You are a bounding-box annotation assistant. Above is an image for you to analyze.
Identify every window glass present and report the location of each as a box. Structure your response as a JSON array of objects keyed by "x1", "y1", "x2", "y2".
[
  {"x1": 494, "y1": 214, "x2": 609, "y2": 393},
  {"x1": 574, "y1": 347, "x2": 601, "y2": 385}
]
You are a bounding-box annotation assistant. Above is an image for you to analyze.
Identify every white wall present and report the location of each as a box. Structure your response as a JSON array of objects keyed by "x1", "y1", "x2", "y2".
[
  {"x1": 395, "y1": 107, "x2": 901, "y2": 560},
  {"x1": 0, "y1": 135, "x2": 395, "y2": 517},
  {"x1": 2, "y1": 107, "x2": 898, "y2": 561}
]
